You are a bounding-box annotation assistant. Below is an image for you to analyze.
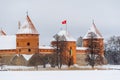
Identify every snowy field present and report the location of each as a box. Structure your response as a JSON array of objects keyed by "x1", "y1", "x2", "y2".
[
  {"x1": 0, "y1": 65, "x2": 120, "y2": 80},
  {"x1": 0, "y1": 70, "x2": 120, "y2": 80},
  {"x1": 1, "y1": 64, "x2": 120, "y2": 70}
]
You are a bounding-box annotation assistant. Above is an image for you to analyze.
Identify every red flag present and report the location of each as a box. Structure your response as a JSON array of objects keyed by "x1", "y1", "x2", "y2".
[{"x1": 62, "y1": 20, "x2": 66, "y2": 24}]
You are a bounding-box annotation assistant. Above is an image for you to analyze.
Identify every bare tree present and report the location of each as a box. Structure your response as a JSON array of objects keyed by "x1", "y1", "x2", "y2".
[
  {"x1": 86, "y1": 32, "x2": 103, "y2": 68},
  {"x1": 88, "y1": 32, "x2": 96, "y2": 68},
  {"x1": 52, "y1": 34, "x2": 70, "y2": 68}
]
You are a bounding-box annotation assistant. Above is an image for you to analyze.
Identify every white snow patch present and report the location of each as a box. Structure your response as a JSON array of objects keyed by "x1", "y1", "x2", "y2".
[
  {"x1": 4, "y1": 66, "x2": 34, "y2": 70},
  {"x1": 0, "y1": 35, "x2": 16, "y2": 50},
  {"x1": 39, "y1": 45, "x2": 54, "y2": 49},
  {"x1": 0, "y1": 65, "x2": 120, "y2": 80},
  {"x1": 46, "y1": 64, "x2": 51, "y2": 67},
  {"x1": 0, "y1": 70, "x2": 120, "y2": 80},
  {"x1": 22, "y1": 54, "x2": 33, "y2": 61},
  {"x1": 53, "y1": 30, "x2": 76, "y2": 41},
  {"x1": 97, "y1": 65, "x2": 120, "y2": 70},
  {"x1": 83, "y1": 23, "x2": 103, "y2": 39},
  {"x1": 76, "y1": 47, "x2": 89, "y2": 50},
  {"x1": 17, "y1": 16, "x2": 38, "y2": 34}
]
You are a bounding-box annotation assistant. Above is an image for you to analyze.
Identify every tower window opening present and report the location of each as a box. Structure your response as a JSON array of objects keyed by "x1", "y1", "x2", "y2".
[
  {"x1": 27, "y1": 42, "x2": 30, "y2": 46},
  {"x1": 28, "y1": 49, "x2": 31, "y2": 52},
  {"x1": 19, "y1": 49, "x2": 21, "y2": 52}
]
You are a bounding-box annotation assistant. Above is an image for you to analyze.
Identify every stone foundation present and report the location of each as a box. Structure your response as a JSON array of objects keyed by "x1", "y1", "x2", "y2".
[{"x1": 76, "y1": 53, "x2": 88, "y2": 66}]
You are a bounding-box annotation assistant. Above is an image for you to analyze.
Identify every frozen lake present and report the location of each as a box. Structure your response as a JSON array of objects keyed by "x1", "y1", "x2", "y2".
[
  {"x1": 0, "y1": 65, "x2": 120, "y2": 80},
  {"x1": 0, "y1": 70, "x2": 120, "y2": 80}
]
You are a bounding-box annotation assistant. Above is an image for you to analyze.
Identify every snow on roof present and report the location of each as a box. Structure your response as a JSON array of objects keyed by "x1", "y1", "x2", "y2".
[
  {"x1": 17, "y1": 15, "x2": 39, "y2": 34},
  {"x1": 53, "y1": 29, "x2": 76, "y2": 41},
  {"x1": 0, "y1": 35, "x2": 16, "y2": 50},
  {"x1": 0, "y1": 29, "x2": 6, "y2": 36},
  {"x1": 39, "y1": 45, "x2": 54, "y2": 49},
  {"x1": 76, "y1": 47, "x2": 89, "y2": 50},
  {"x1": 83, "y1": 22, "x2": 103, "y2": 39},
  {"x1": 22, "y1": 54, "x2": 33, "y2": 61}
]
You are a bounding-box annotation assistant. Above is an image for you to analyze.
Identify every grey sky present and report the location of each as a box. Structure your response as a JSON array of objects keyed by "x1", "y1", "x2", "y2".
[{"x1": 0, "y1": 0, "x2": 120, "y2": 45}]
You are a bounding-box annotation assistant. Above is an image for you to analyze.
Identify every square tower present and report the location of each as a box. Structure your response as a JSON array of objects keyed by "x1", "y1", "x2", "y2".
[{"x1": 16, "y1": 15, "x2": 39, "y2": 54}]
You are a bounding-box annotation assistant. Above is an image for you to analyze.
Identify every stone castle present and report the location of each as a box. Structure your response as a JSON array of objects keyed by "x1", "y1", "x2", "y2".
[{"x1": 0, "y1": 15, "x2": 105, "y2": 66}]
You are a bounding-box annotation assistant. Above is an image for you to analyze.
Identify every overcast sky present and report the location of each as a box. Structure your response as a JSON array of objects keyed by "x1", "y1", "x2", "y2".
[{"x1": 0, "y1": 0, "x2": 120, "y2": 45}]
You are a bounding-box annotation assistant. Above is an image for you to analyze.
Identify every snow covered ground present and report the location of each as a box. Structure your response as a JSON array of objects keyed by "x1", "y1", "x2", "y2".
[
  {"x1": 96, "y1": 65, "x2": 120, "y2": 70},
  {"x1": 0, "y1": 70, "x2": 120, "y2": 80},
  {"x1": 73, "y1": 64, "x2": 120, "y2": 70},
  {"x1": 0, "y1": 65, "x2": 120, "y2": 80},
  {"x1": 1, "y1": 64, "x2": 120, "y2": 71}
]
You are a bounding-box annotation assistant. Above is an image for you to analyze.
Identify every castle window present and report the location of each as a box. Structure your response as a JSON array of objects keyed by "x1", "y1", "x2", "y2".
[
  {"x1": 27, "y1": 42, "x2": 30, "y2": 46},
  {"x1": 28, "y1": 49, "x2": 31, "y2": 52},
  {"x1": 19, "y1": 49, "x2": 21, "y2": 52}
]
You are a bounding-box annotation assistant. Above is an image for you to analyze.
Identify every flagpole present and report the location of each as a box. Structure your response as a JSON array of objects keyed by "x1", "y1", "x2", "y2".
[
  {"x1": 62, "y1": 20, "x2": 67, "y2": 33},
  {"x1": 66, "y1": 20, "x2": 67, "y2": 33}
]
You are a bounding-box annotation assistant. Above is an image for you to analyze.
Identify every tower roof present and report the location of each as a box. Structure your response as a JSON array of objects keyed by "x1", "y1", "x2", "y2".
[
  {"x1": 17, "y1": 15, "x2": 39, "y2": 34},
  {"x1": 83, "y1": 21, "x2": 103, "y2": 39},
  {"x1": 53, "y1": 29, "x2": 76, "y2": 41},
  {"x1": 0, "y1": 28, "x2": 6, "y2": 36}
]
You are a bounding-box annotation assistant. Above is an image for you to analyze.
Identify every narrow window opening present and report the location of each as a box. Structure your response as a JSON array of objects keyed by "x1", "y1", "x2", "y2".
[
  {"x1": 28, "y1": 49, "x2": 31, "y2": 52},
  {"x1": 27, "y1": 42, "x2": 30, "y2": 46}
]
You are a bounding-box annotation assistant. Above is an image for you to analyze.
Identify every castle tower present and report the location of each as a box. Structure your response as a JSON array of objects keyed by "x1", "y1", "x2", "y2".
[
  {"x1": 51, "y1": 29, "x2": 76, "y2": 65},
  {"x1": 16, "y1": 15, "x2": 39, "y2": 54},
  {"x1": 83, "y1": 21, "x2": 104, "y2": 56}
]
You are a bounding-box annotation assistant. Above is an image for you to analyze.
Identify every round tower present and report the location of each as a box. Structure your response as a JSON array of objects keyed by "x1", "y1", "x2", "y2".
[
  {"x1": 16, "y1": 15, "x2": 39, "y2": 54},
  {"x1": 51, "y1": 29, "x2": 76, "y2": 65},
  {"x1": 83, "y1": 21, "x2": 104, "y2": 56}
]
